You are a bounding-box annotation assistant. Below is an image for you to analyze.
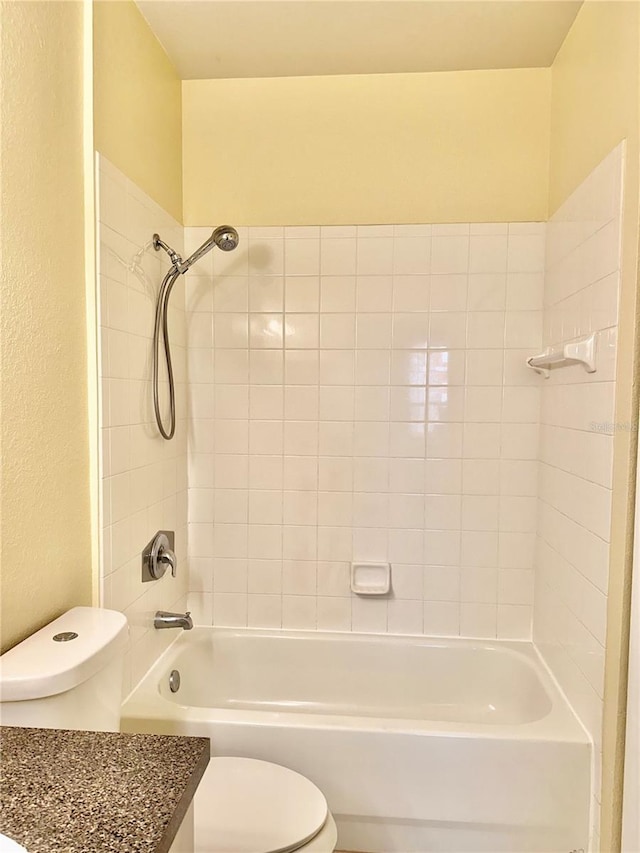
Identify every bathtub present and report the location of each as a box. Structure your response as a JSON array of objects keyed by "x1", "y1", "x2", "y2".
[{"x1": 121, "y1": 628, "x2": 591, "y2": 853}]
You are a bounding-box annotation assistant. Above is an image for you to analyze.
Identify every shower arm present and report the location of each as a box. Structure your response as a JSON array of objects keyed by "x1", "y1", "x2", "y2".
[{"x1": 153, "y1": 233, "x2": 187, "y2": 273}]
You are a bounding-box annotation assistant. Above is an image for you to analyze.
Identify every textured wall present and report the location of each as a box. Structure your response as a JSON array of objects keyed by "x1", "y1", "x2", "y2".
[
  {"x1": 93, "y1": 0, "x2": 183, "y2": 222},
  {"x1": 182, "y1": 69, "x2": 551, "y2": 226},
  {"x1": 0, "y1": 0, "x2": 92, "y2": 651}
]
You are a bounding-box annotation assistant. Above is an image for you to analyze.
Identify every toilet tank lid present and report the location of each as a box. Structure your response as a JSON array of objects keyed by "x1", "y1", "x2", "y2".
[{"x1": 0, "y1": 607, "x2": 128, "y2": 702}]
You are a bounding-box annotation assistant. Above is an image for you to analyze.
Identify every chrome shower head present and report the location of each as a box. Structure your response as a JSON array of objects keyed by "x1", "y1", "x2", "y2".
[
  {"x1": 154, "y1": 225, "x2": 239, "y2": 273},
  {"x1": 213, "y1": 226, "x2": 239, "y2": 252},
  {"x1": 181, "y1": 225, "x2": 239, "y2": 270}
]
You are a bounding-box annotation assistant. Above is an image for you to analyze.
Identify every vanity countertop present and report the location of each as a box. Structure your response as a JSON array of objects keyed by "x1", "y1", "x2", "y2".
[{"x1": 0, "y1": 726, "x2": 209, "y2": 853}]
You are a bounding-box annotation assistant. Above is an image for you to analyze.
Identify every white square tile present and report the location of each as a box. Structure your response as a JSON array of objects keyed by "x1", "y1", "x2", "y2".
[
  {"x1": 250, "y1": 385, "x2": 283, "y2": 419},
  {"x1": 423, "y1": 566, "x2": 459, "y2": 601},
  {"x1": 247, "y1": 594, "x2": 282, "y2": 628},
  {"x1": 321, "y1": 239, "x2": 357, "y2": 276},
  {"x1": 469, "y1": 236, "x2": 508, "y2": 274},
  {"x1": 319, "y1": 386, "x2": 355, "y2": 421},
  {"x1": 285, "y1": 276, "x2": 320, "y2": 312},
  {"x1": 213, "y1": 593, "x2": 248, "y2": 627},
  {"x1": 249, "y1": 277, "x2": 284, "y2": 312},
  {"x1": 392, "y1": 238, "x2": 430, "y2": 275},
  {"x1": 429, "y1": 313, "x2": 467, "y2": 349},
  {"x1": 356, "y1": 276, "x2": 394, "y2": 312},
  {"x1": 429, "y1": 386, "x2": 467, "y2": 424},
  {"x1": 427, "y1": 351, "x2": 465, "y2": 386},
  {"x1": 248, "y1": 239, "x2": 284, "y2": 275},
  {"x1": 285, "y1": 314, "x2": 319, "y2": 349},
  {"x1": 507, "y1": 234, "x2": 545, "y2": 273},
  {"x1": 387, "y1": 599, "x2": 424, "y2": 635},
  {"x1": 250, "y1": 351, "x2": 283, "y2": 385},
  {"x1": 423, "y1": 601, "x2": 459, "y2": 636},
  {"x1": 424, "y1": 531, "x2": 461, "y2": 567},
  {"x1": 282, "y1": 595, "x2": 317, "y2": 629},
  {"x1": 357, "y1": 238, "x2": 394, "y2": 275},
  {"x1": 431, "y1": 236, "x2": 469, "y2": 274},
  {"x1": 317, "y1": 596, "x2": 351, "y2": 631},
  {"x1": 466, "y1": 312, "x2": 505, "y2": 349},
  {"x1": 321, "y1": 313, "x2": 356, "y2": 349},
  {"x1": 249, "y1": 314, "x2": 283, "y2": 349},
  {"x1": 319, "y1": 350, "x2": 355, "y2": 384},
  {"x1": 320, "y1": 276, "x2": 356, "y2": 312},
  {"x1": 318, "y1": 491, "x2": 353, "y2": 527},
  {"x1": 249, "y1": 490, "x2": 283, "y2": 525},
  {"x1": 430, "y1": 275, "x2": 468, "y2": 312},
  {"x1": 284, "y1": 350, "x2": 319, "y2": 385},
  {"x1": 317, "y1": 561, "x2": 351, "y2": 596},
  {"x1": 355, "y1": 457, "x2": 391, "y2": 492},
  {"x1": 285, "y1": 238, "x2": 320, "y2": 275},
  {"x1": 354, "y1": 386, "x2": 390, "y2": 422},
  {"x1": 356, "y1": 313, "x2": 392, "y2": 349},
  {"x1": 356, "y1": 350, "x2": 391, "y2": 385},
  {"x1": 352, "y1": 597, "x2": 388, "y2": 632},
  {"x1": 460, "y1": 603, "x2": 497, "y2": 638},
  {"x1": 248, "y1": 559, "x2": 282, "y2": 594}
]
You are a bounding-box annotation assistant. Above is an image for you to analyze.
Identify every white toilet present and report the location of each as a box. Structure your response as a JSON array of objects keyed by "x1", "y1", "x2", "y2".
[
  {"x1": 195, "y1": 757, "x2": 338, "y2": 853},
  {"x1": 0, "y1": 607, "x2": 338, "y2": 853}
]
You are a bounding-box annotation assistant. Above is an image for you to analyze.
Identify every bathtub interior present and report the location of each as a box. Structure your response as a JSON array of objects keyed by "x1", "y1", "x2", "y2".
[{"x1": 155, "y1": 629, "x2": 554, "y2": 725}]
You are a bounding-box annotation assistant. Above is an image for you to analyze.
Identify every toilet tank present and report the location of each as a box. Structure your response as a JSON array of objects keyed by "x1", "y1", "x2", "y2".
[{"x1": 0, "y1": 607, "x2": 128, "y2": 732}]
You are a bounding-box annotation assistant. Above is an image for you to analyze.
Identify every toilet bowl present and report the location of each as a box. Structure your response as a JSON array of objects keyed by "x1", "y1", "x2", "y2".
[{"x1": 195, "y1": 757, "x2": 338, "y2": 853}]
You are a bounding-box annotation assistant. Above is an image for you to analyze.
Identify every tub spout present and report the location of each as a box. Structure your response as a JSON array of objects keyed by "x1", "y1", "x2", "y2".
[{"x1": 154, "y1": 611, "x2": 193, "y2": 630}]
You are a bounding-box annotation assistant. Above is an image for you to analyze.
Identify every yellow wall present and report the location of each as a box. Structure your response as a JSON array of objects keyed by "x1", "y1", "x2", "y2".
[
  {"x1": 0, "y1": 0, "x2": 92, "y2": 652},
  {"x1": 183, "y1": 69, "x2": 551, "y2": 226},
  {"x1": 93, "y1": 0, "x2": 183, "y2": 222},
  {"x1": 548, "y1": 3, "x2": 640, "y2": 850}
]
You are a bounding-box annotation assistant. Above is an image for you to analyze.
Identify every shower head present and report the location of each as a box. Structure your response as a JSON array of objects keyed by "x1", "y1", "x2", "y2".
[
  {"x1": 213, "y1": 226, "x2": 240, "y2": 252},
  {"x1": 153, "y1": 225, "x2": 239, "y2": 273},
  {"x1": 181, "y1": 225, "x2": 239, "y2": 271}
]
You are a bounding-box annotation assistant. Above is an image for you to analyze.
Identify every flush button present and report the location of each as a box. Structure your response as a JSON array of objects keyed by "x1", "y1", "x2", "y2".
[{"x1": 53, "y1": 631, "x2": 78, "y2": 642}]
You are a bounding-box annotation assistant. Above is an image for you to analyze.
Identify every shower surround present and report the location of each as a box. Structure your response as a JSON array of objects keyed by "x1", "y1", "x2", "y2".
[
  {"x1": 184, "y1": 222, "x2": 545, "y2": 639},
  {"x1": 96, "y1": 146, "x2": 624, "y2": 846}
]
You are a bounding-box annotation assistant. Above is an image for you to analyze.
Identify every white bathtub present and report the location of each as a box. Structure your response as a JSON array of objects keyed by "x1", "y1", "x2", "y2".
[{"x1": 122, "y1": 628, "x2": 591, "y2": 853}]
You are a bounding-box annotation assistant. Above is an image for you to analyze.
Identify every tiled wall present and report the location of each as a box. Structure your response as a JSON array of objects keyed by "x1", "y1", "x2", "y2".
[
  {"x1": 97, "y1": 155, "x2": 189, "y2": 696},
  {"x1": 533, "y1": 143, "x2": 624, "y2": 847},
  {"x1": 185, "y1": 223, "x2": 545, "y2": 639}
]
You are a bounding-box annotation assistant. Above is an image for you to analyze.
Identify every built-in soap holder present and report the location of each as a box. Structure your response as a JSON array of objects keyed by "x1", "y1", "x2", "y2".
[{"x1": 351, "y1": 562, "x2": 391, "y2": 595}]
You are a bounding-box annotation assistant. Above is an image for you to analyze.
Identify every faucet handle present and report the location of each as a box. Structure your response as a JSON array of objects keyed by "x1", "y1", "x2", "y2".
[
  {"x1": 158, "y1": 547, "x2": 177, "y2": 577},
  {"x1": 142, "y1": 531, "x2": 177, "y2": 581}
]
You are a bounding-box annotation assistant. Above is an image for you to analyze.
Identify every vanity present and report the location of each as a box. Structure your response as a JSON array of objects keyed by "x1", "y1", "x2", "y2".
[{"x1": 0, "y1": 727, "x2": 209, "y2": 853}]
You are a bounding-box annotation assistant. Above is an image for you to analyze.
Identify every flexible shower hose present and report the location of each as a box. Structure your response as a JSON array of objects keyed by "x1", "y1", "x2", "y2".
[{"x1": 152, "y1": 267, "x2": 181, "y2": 440}]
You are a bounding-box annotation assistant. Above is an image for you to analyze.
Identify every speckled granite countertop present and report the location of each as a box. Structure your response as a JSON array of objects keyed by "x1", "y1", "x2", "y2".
[{"x1": 0, "y1": 727, "x2": 209, "y2": 853}]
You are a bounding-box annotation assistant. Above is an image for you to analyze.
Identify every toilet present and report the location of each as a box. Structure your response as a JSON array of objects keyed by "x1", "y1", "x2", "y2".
[
  {"x1": 195, "y1": 757, "x2": 338, "y2": 853},
  {"x1": 0, "y1": 607, "x2": 338, "y2": 853}
]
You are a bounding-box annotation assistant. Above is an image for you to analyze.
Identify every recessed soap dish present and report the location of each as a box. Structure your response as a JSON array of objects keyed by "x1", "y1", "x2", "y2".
[{"x1": 351, "y1": 562, "x2": 391, "y2": 595}]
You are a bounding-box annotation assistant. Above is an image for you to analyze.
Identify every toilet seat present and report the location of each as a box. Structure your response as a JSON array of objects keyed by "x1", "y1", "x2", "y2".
[{"x1": 195, "y1": 757, "x2": 331, "y2": 853}]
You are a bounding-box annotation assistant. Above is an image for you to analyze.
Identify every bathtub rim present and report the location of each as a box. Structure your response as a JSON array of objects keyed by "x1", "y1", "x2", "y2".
[{"x1": 121, "y1": 626, "x2": 591, "y2": 745}]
